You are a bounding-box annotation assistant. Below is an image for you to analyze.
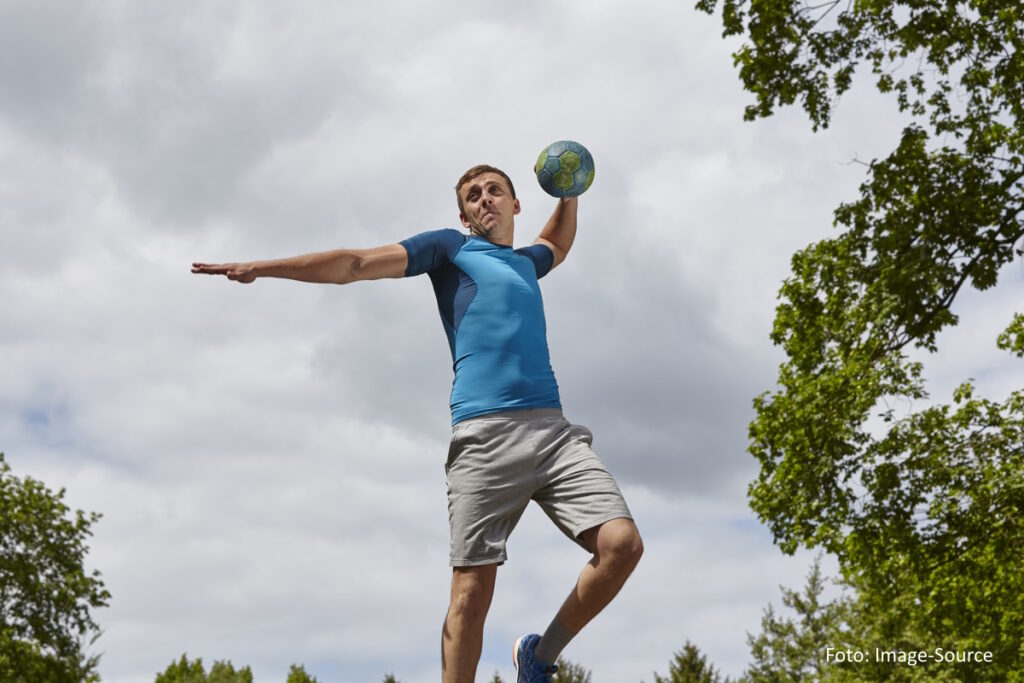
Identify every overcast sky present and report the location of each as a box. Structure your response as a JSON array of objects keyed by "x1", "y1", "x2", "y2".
[{"x1": 2, "y1": 2, "x2": 1021, "y2": 682}]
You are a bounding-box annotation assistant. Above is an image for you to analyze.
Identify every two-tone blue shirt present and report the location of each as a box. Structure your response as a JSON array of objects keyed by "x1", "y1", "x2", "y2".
[{"x1": 400, "y1": 229, "x2": 562, "y2": 424}]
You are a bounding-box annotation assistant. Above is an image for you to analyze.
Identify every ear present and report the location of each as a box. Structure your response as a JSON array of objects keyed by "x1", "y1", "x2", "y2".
[
  {"x1": 512, "y1": 199, "x2": 521, "y2": 215},
  {"x1": 459, "y1": 212, "x2": 472, "y2": 229}
]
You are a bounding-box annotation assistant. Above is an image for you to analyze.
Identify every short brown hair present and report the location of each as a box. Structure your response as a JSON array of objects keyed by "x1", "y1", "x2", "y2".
[{"x1": 455, "y1": 165, "x2": 516, "y2": 215}]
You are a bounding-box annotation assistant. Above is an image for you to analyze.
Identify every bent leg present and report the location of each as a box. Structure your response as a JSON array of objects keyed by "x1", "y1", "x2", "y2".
[
  {"x1": 559, "y1": 517, "x2": 643, "y2": 630},
  {"x1": 442, "y1": 564, "x2": 498, "y2": 683}
]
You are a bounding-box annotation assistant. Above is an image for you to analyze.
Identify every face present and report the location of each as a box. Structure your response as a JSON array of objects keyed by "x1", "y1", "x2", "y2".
[{"x1": 458, "y1": 172, "x2": 521, "y2": 240}]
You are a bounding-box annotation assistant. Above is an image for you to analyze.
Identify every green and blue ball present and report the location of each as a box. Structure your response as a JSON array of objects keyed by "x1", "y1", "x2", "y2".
[{"x1": 534, "y1": 140, "x2": 595, "y2": 198}]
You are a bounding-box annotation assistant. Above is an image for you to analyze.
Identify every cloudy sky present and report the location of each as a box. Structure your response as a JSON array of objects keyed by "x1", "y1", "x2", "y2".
[{"x1": 2, "y1": 1, "x2": 1021, "y2": 682}]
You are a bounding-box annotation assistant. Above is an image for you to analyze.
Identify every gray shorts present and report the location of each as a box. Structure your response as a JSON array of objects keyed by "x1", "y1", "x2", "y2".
[{"x1": 445, "y1": 408, "x2": 632, "y2": 567}]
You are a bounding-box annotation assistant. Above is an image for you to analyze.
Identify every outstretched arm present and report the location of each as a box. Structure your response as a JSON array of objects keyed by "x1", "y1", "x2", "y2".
[
  {"x1": 191, "y1": 243, "x2": 408, "y2": 284},
  {"x1": 532, "y1": 197, "x2": 578, "y2": 270}
]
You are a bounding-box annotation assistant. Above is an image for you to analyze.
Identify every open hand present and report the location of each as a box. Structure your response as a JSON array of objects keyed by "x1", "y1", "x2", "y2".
[{"x1": 191, "y1": 262, "x2": 257, "y2": 283}]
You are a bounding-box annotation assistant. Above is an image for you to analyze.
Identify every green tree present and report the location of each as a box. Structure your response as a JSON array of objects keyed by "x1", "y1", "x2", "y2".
[
  {"x1": 286, "y1": 664, "x2": 319, "y2": 683},
  {"x1": 744, "y1": 558, "x2": 852, "y2": 683},
  {"x1": 155, "y1": 655, "x2": 253, "y2": 683},
  {"x1": 156, "y1": 654, "x2": 206, "y2": 683},
  {"x1": 381, "y1": 674, "x2": 401, "y2": 683},
  {"x1": 0, "y1": 453, "x2": 110, "y2": 683},
  {"x1": 650, "y1": 641, "x2": 725, "y2": 683},
  {"x1": 695, "y1": 0, "x2": 1024, "y2": 677},
  {"x1": 553, "y1": 656, "x2": 593, "y2": 683}
]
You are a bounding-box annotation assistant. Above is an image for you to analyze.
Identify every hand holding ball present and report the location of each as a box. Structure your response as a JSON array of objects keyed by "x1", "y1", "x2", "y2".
[{"x1": 535, "y1": 140, "x2": 595, "y2": 198}]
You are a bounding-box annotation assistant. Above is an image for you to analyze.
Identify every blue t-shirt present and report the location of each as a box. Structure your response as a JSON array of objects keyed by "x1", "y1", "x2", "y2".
[{"x1": 400, "y1": 229, "x2": 562, "y2": 424}]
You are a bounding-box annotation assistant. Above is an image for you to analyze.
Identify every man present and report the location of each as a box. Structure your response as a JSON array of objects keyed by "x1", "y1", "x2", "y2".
[{"x1": 192, "y1": 165, "x2": 643, "y2": 683}]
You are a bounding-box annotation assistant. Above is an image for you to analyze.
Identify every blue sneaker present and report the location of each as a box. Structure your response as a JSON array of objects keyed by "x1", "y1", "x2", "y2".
[{"x1": 513, "y1": 633, "x2": 558, "y2": 683}]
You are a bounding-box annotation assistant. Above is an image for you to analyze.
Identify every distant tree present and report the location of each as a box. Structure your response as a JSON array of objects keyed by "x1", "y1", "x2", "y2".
[
  {"x1": 744, "y1": 558, "x2": 851, "y2": 682},
  {"x1": 380, "y1": 674, "x2": 401, "y2": 683},
  {"x1": 0, "y1": 453, "x2": 110, "y2": 683},
  {"x1": 650, "y1": 641, "x2": 725, "y2": 683},
  {"x1": 488, "y1": 671, "x2": 504, "y2": 683},
  {"x1": 156, "y1": 654, "x2": 206, "y2": 683},
  {"x1": 155, "y1": 654, "x2": 253, "y2": 683},
  {"x1": 208, "y1": 660, "x2": 254, "y2": 683},
  {"x1": 286, "y1": 664, "x2": 320, "y2": 683},
  {"x1": 553, "y1": 657, "x2": 592, "y2": 683}
]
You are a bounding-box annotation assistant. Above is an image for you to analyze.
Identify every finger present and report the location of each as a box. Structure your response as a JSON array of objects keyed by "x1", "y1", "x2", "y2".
[{"x1": 192, "y1": 263, "x2": 230, "y2": 274}]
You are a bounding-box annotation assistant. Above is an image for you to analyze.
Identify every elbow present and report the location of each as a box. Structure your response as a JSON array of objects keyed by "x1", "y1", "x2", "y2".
[
  {"x1": 550, "y1": 243, "x2": 569, "y2": 268},
  {"x1": 335, "y1": 256, "x2": 363, "y2": 285}
]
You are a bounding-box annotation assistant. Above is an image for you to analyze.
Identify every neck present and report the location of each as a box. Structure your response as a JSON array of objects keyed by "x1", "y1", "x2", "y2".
[{"x1": 470, "y1": 225, "x2": 513, "y2": 246}]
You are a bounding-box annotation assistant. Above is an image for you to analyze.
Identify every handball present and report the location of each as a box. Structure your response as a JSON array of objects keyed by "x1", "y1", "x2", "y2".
[{"x1": 534, "y1": 140, "x2": 595, "y2": 198}]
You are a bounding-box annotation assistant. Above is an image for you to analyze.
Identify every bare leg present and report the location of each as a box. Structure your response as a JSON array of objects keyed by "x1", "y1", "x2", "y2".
[
  {"x1": 442, "y1": 564, "x2": 498, "y2": 683},
  {"x1": 536, "y1": 518, "x2": 643, "y2": 663}
]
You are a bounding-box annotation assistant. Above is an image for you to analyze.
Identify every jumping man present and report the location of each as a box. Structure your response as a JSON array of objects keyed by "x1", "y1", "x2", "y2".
[{"x1": 192, "y1": 165, "x2": 643, "y2": 683}]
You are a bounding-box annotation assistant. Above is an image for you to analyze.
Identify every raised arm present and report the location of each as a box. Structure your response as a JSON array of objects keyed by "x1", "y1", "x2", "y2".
[
  {"x1": 532, "y1": 197, "x2": 578, "y2": 270},
  {"x1": 191, "y1": 243, "x2": 407, "y2": 284}
]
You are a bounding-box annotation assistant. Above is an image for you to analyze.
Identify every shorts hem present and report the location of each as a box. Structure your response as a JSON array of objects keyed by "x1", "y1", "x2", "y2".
[
  {"x1": 571, "y1": 512, "x2": 634, "y2": 543},
  {"x1": 450, "y1": 556, "x2": 506, "y2": 568}
]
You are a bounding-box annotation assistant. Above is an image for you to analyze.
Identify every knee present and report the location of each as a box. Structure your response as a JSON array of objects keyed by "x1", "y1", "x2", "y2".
[
  {"x1": 447, "y1": 572, "x2": 494, "y2": 623},
  {"x1": 596, "y1": 520, "x2": 644, "y2": 571},
  {"x1": 448, "y1": 593, "x2": 490, "y2": 628},
  {"x1": 618, "y1": 527, "x2": 644, "y2": 569}
]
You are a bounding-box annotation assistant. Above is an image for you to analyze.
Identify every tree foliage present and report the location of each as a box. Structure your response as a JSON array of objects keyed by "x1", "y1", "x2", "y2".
[
  {"x1": 744, "y1": 558, "x2": 852, "y2": 683},
  {"x1": 0, "y1": 453, "x2": 110, "y2": 683},
  {"x1": 695, "y1": 0, "x2": 1024, "y2": 678},
  {"x1": 650, "y1": 641, "x2": 727, "y2": 683},
  {"x1": 553, "y1": 656, "x2": 593, "y2": 683},
  {"x1": 742, "y1": 557, "x2": 1006, "y2": 682},
  {"x1": 285, "y1": 664, "x2": 320, "y2": 683},
  {"x1": 155, "y1": 656, "x2": 326, "y2": 683},
  {"x1": 155, "y1": 654, "x2": 254, "y2": 683}
]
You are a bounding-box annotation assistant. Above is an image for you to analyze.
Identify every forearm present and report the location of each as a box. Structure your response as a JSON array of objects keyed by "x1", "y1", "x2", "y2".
[
  {"x1": 537, "y1": 197, "x2": 579, "y2": 255},
  {"x1": 252, "y1": 249, "x2": 362, "y2": 284}
]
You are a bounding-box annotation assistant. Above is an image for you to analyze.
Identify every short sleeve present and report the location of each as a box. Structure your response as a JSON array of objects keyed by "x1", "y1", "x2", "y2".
[
  {"x1": 400, "y1": 229, "x2": 466, "y2": 277},
  {"x1": 515, "y1": 243, "x2": 555, "y2": 279}
]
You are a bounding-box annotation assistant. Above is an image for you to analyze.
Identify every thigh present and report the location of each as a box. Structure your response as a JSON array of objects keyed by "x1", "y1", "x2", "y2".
[
  {"x1": 445, "y1": 416, "x2": 536, "y2": 567},
  {"x1": 532, "y1": 419, "x2": 633, "y2": 551}
]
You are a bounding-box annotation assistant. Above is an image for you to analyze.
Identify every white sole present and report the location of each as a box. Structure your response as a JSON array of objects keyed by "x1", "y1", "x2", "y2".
[{"x1": 513, "y1": 635, "x2": 525, "y2": 674}]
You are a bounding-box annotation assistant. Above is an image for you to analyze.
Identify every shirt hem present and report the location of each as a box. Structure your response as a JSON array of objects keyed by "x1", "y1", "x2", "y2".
[{"x1": 451, "y1": 401, "x2": 563, "y2": 426}]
